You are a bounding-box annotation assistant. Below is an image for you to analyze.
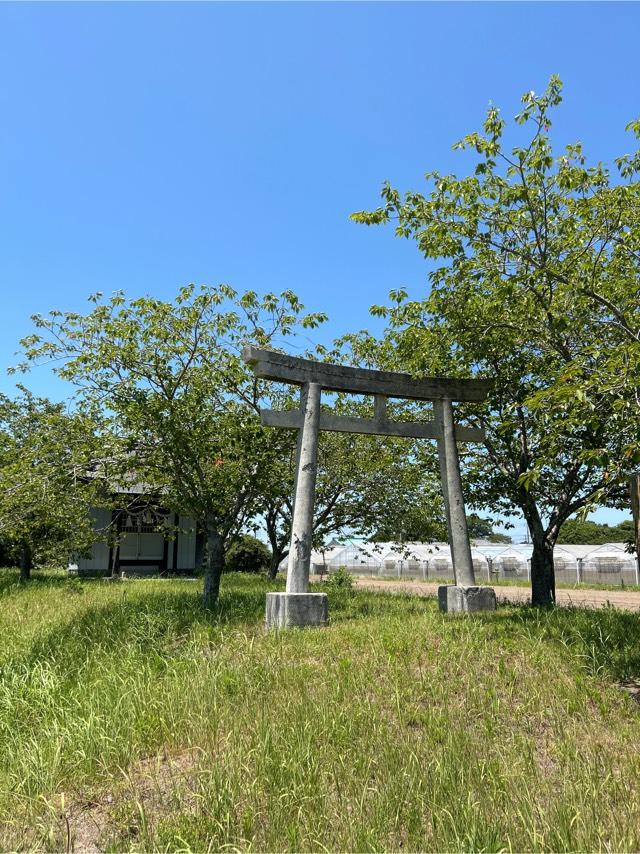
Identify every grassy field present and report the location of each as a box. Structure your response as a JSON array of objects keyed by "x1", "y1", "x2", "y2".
[{"x1": 2, "y1": 570, "x2": 640, "y2": 852}]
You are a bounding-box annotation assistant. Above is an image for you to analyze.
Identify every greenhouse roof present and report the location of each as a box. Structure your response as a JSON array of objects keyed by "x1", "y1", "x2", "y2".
[{"x1": 311, "y1": 540, "x2": 635, "y2": 564}]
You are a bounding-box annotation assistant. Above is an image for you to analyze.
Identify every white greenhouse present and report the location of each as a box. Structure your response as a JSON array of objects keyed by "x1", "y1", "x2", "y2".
[
  {"x1": 490, "y1": 547, "x2": 529, "y2": 580},
  {"x1": 300, "y1": 539, "x2": 639, "y2": 588},
  {"x1": 581, "y1": 544, "x2": 637, "y2": 586}
]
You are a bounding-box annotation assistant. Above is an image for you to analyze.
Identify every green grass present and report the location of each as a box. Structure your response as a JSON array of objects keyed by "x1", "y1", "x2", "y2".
[{"x1": 2, "y1": 569, "x2": 640, "y2": 851}]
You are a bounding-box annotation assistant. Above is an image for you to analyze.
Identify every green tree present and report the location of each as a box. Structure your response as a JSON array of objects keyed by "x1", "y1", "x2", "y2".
[
  {"x1": 465, "y1": 513, "x2": 512, "y2": 544},
  {"x1": 526, "y1": 124, "x2": 640, "y2": 497},
  {"x1": 351, "y1": 77, "x2": 635, "y2": 605},
  {"x1": 258, "y1": 392, "x2": 446, "y2": 576},
  {"x1": 486, "y1": 532, "x2": 512, "y2": 545},
  {"x1": 0, "y1": 390, "x2": 110, "y2": 579},
  {"x1": 17, "y1": 285, "x2": 325, "y2": 606},
  {"x1": 369, "y1": 470, "x2": 446, "y2": 543},
  {"x1": 557, "y1": 518, "x2": 634, "y2": 545},
  {"x1": 225, "y1": 534, "x2": 270, "y2": 574}
]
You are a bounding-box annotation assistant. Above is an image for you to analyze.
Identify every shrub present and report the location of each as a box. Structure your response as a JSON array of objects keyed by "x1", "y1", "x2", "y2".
[
  {"x1": 225, "y1": 535, "x2": 270, "y2": 574},
  {"x1": 326, "y1": 565, "x2": 354, "y2": 591}
]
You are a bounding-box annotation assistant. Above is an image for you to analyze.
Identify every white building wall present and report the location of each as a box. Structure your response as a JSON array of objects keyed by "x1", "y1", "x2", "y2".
[
  {"x1": 73, "y1": 507, "x2": 111, "y2": 572},
  {"x1": 177, "y1": 515, "x2": 197, "y2": 570}
]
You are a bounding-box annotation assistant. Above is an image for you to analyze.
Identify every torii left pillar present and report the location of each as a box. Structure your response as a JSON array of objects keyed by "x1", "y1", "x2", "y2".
[{"x1": 265, "y1": 382, "x2": 328, "y2": 629}]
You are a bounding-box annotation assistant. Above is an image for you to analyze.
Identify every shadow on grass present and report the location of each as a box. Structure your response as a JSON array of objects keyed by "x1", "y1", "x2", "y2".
[
  {"x1": 0, "y1": 567, "x2": 72, "y2": 596},
  {"x1": 11, "y1": 575, "x2": 276, "y2": 674},
  {"x1": 9, "y1": 569, "x2": 640, "y2": 684},
  {"x1": 10, "y1": 574, "x2": 436, "y2": 679},
  {"x1": 25, "y1": 577, "x2": 403, "y2": 665},
  {"x1": 323, "y1": 579, "x2": 640, "y2": 682},
  {"x1": 476, "y1": 601, "x2": 640, "y2": 681}
]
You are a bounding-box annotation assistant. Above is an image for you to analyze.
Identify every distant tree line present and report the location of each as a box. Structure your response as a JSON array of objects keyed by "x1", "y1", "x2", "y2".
[{"x1": 557, "y1": 518, "x2": 634, "y2": 546}]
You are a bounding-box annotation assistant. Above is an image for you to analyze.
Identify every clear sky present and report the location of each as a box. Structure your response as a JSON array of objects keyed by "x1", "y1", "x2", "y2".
[{"x1": 1, "y1": 1, "x2": 637, "y2": 536}]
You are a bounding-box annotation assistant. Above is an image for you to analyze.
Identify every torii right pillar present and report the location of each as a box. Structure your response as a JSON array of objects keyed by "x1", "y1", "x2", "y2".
[{"x1": 434, "y1": 399, "x2": 497, "y2": 613}]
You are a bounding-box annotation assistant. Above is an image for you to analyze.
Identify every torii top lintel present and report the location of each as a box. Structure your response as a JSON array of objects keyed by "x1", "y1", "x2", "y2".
[{"x1": 242, "y1": 346, "x2": 490, "y2": 403}]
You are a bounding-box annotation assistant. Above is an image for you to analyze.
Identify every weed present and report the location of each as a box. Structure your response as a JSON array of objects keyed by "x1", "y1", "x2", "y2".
[
  {"x1": 324, "y1": 566, "x2": 354, "y2": 591},
  {"x1": 1, "y1": 568, "x2": 640, "y2": 851}
]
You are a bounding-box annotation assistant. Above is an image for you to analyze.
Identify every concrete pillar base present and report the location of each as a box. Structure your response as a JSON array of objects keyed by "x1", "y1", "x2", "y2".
[
  {"x1": 265, "y1": 592, "x2": 328, "y2": 629},
  {"x1": 438, "y1": 585, "x2": 497, "y2": 613}
]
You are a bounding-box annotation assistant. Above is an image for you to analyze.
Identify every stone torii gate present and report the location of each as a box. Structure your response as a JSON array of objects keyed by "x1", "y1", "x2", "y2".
[{"x1": 243, "y1": 346, "x2": 497, "y2": 628}]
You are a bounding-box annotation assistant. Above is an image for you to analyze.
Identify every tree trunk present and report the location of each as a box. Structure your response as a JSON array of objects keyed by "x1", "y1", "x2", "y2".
[
  {"x1": 194, "y1": 529, "x2": 206, "y2": 572},
  {"x1": 530, "y1": 535, "x2": 555, "y2": 606},
  {"x1": 110, "y1": 543, "x2": 120, "y2": 579},
  {"x1": 264, "y1": 505, "x2": 288, "y2": 580},
  {"x1": 268, "y1": 547, "x2": 287, "y2": 580},
  {"x1": 19, "y1": 545, "x2": 32, "y2": 582},
  {"x1": 520, "y1": 494, "x2": 556, "y2": 606},
  {"x1": 202, "y1": 525, "x2": 224, "y2": 609}
]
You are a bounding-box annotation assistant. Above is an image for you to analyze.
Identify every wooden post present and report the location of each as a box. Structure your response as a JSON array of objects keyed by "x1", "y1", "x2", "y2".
[{"x1": 374, "y1": 394, "x2": 387, "y2": 422}]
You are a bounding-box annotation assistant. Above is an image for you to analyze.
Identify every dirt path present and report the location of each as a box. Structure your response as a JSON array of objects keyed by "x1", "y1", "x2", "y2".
[{"x1": 351, "y1": 577, "x2": 640, "y2": 612}]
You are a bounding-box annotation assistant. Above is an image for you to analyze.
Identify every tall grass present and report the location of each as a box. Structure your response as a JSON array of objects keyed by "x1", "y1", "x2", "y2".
[{"x1": 1, "y1": 569, "x2": 640, "y2": 851}]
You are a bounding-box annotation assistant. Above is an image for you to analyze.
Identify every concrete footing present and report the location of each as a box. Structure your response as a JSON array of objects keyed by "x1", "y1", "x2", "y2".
[
  {"x1": 265, "y1": 592, "x2": 328, "y2": 629},
  {"x1": 438, "y1": 585, "x2": 497, "y2": 613}
]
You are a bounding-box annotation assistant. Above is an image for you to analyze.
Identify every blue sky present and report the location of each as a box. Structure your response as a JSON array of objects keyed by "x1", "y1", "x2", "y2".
[{"x1": 1, "y1": 1, "x2": 638, "y2": 535}]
